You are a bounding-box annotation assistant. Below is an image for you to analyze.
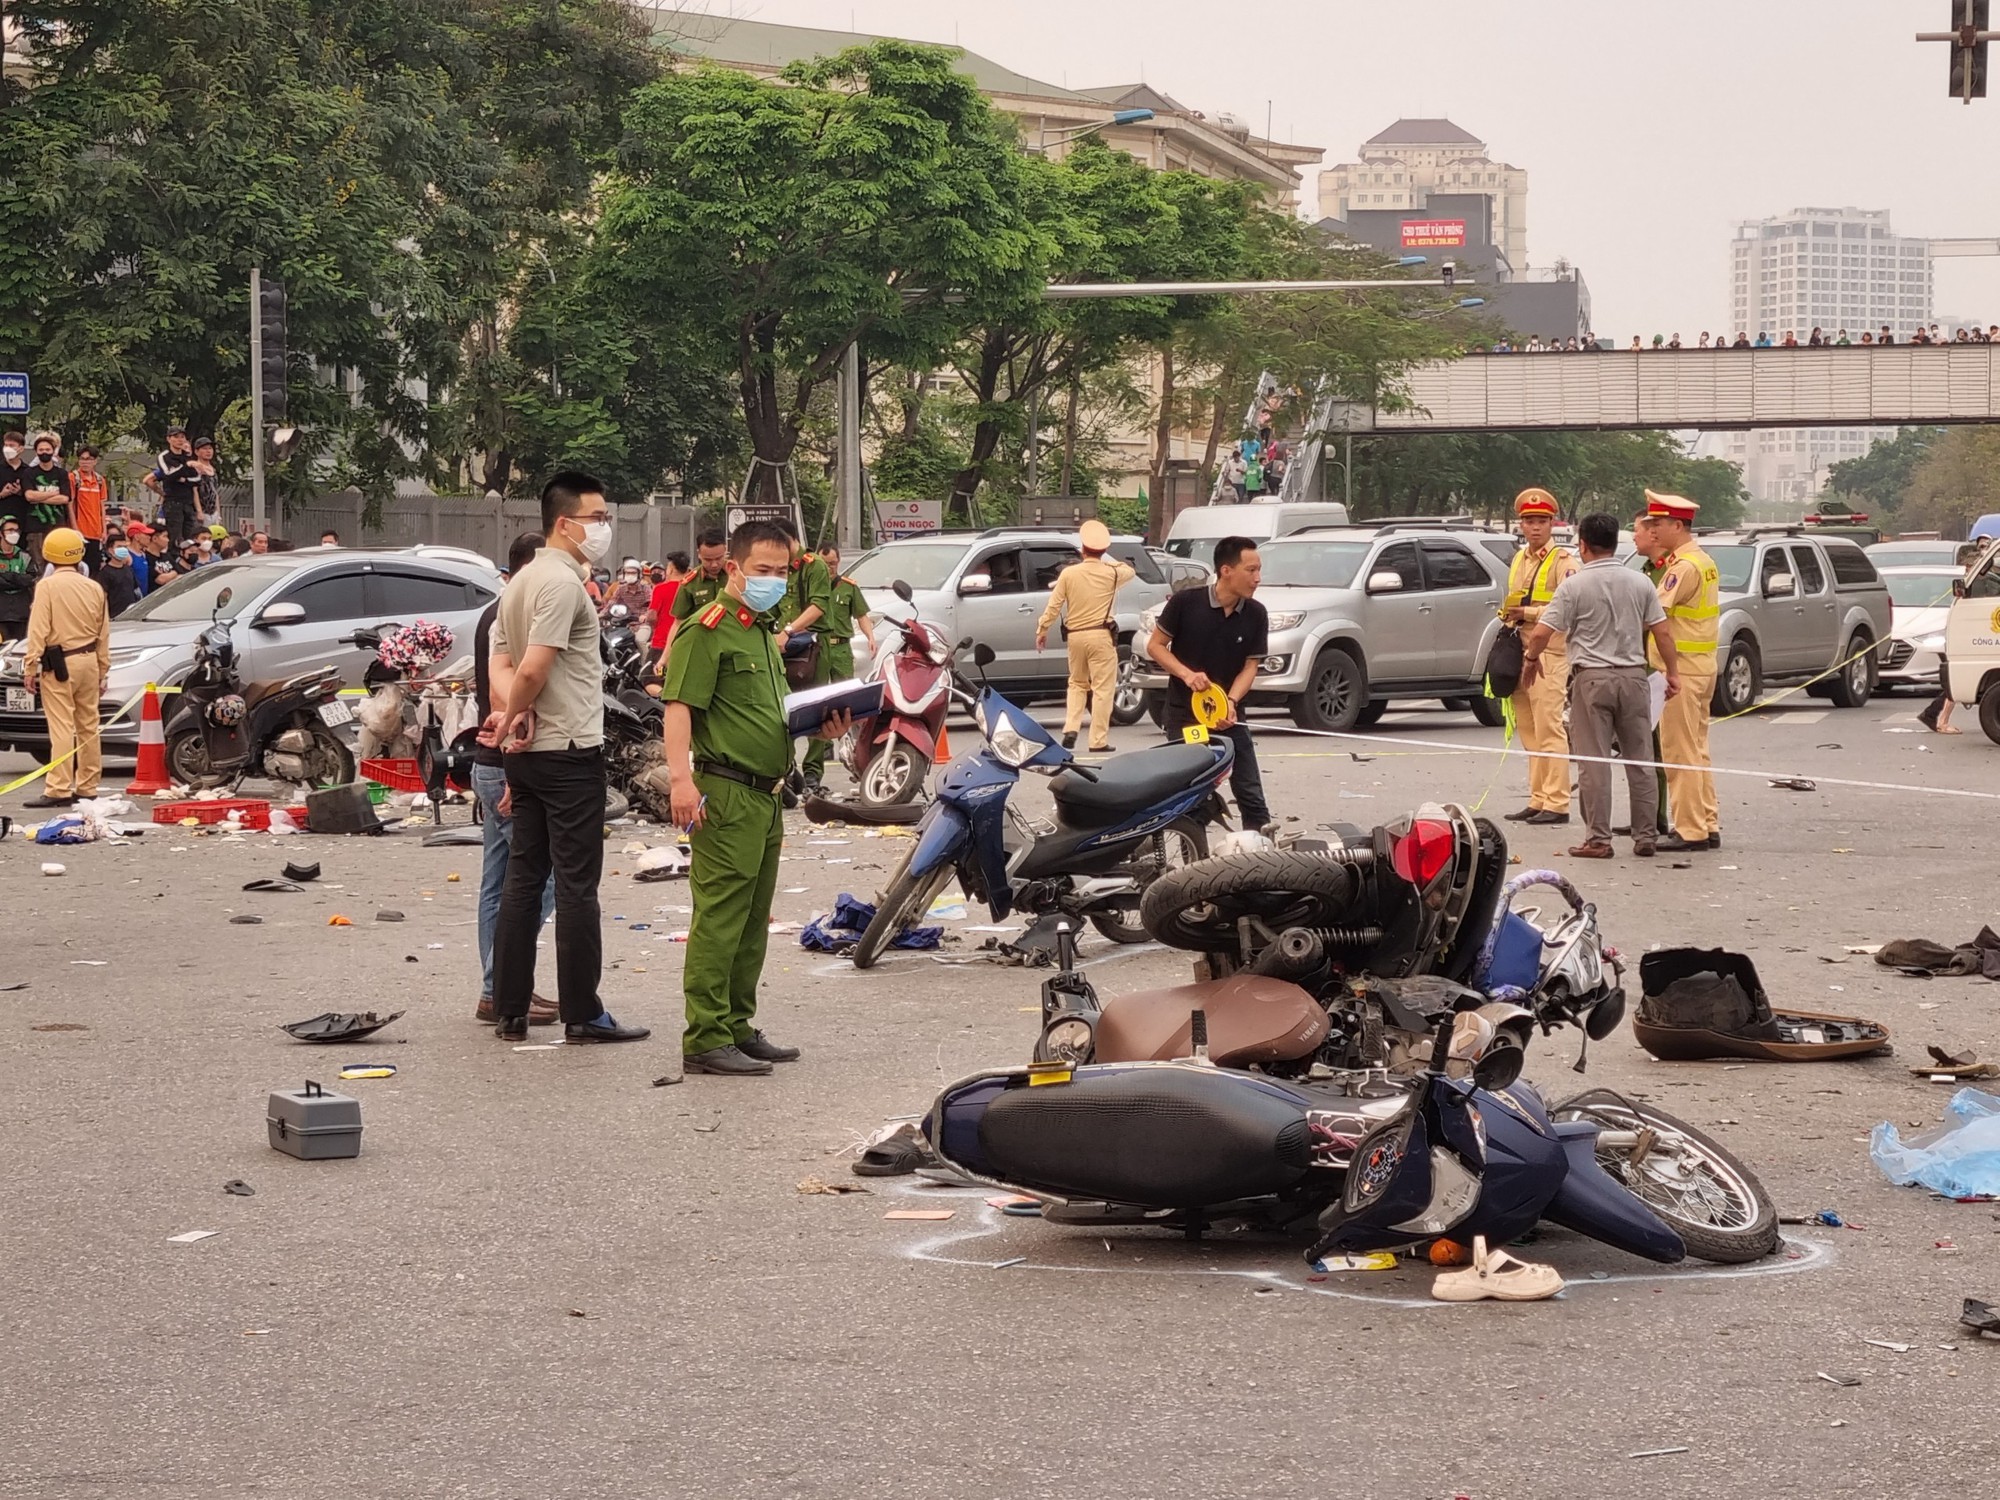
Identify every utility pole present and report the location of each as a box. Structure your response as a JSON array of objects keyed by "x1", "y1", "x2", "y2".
[
  {"x1": 249, "y1": 267, "x2": 266, "y2": 531},
  {"x1": 1918, "y1": 0, "x2": 1993, "y2": 101},
  {"x1": 836, "y1": 342, "x2": 861, "y2": 551}
]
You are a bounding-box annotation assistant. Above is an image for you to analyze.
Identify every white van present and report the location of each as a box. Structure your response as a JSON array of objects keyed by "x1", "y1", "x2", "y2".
[{"x1": 1162, "y1": 500, "x2": 1351, "y2": 560}]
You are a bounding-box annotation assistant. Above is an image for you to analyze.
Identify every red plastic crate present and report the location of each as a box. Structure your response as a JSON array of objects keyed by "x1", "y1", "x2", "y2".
[
  {"x1": 151, "y1": 798, "x2": 276, "y2": 829},
  {"x1": 360, "y1": 758, "x2": 426, "y2": 792}
]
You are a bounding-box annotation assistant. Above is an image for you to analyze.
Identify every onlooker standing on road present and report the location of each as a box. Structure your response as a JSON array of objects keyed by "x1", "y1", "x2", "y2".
[
  {"x1": 189, "y1": 438, "x2": 220, "y2": 523},
  {"x1": 1500, "y1": 488, "x2": 1576, "y2": 826},
  {"x1": 69, "y1": 447, "x2": 109, "y2": 571},
  {"x1": 472, "y1": 531, "x2": 558, "y2": 1026},
  {"x1": 801, "y1": 543, "x2": 875, "y2": 792},
  {"x1": 318, "y1": 529, "x2": 340, "y2": 547},
  {"x1": 481, "y1": 471, "x2": 648, "y2": 1045},
  {"x1": 1646, "y1": 493, "x2": 1721, "y2": 852},
  {"x1": 98, "y1": 538, "x2": 141, "y2": 616},
  {"x1": 0, "y1": 432, "x2": 27, "y2": 535},
  {"x1": 1035, "y1": 519, "x2": 1134, "y2": 752},
  {"x1": 1218, "y1": 448, "x2": 1247, "y2": 504},
  {"x1": 23, "y1": 435, "x2": 73, "y2": 554},
  {"x1": 1147, "y1": 535, "x2": 1272, "y2": 832},
  {"x1": 143, "y1": 429, "x2": 204, "y2": 545},
  {"x1": 21, "y1": 528, "x2": 112, "y2": 809},
  {"x1": 0, "y1": 520, "x2": 33, "y2": 640},
  {"x1": 1522, "y1": 513, "x2": 1681, "y2": 860},
  {"x1": 644, "y1": 550, "x2": 691, "y2": 656},
  {"x1": 660, "y1": 520, "x2": 851, "y2": 1076}
]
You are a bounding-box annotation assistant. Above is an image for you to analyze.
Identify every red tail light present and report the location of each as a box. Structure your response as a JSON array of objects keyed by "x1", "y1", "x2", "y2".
[{"x1": 1389, "y1": 818, "x2": 1455, "y2": 887}]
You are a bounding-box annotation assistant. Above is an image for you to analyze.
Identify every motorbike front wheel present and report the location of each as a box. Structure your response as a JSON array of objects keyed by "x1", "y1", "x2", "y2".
[
  {"x1": 166, "y1": 728, "x2": 227, "y2": 790},
  {"x1": 1087, "y1": 816, "x2": 1209, "y2": 944},
  {"x1": 858, "y1": 740, "x2": 925, "y2": 806},
  {"x1": 1553, "y1": 1090, "x2": 1779, "y2": 1264},
  {"x1": 853, "y1": 845, "x2": 954, "y2": 970}
]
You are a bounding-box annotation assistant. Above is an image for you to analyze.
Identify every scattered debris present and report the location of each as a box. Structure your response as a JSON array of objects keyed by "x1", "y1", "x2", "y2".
[
  {"x1": 30, "y1": 1022, "x2": 87, "y2": 1032},
  {"x1": 1863, "y1": 1339, "x2": 1913, "y2": 1353},
  {"x1": 166, "y1": 1230, "x2": 219, "y2": 1244},
  {"x1": 1815, "y1": 1372, "x2": 1862, "y2": 1387},
  {"x1": 337, "y1": 1063, "x2": 398, "y2": 1081},
  {"x1": 39, "y1": 861, "x2": 65, "y2": 876},
  {"x1": 279, "y1": 1010, "x2": 404, "y2": 1043},
  {"x1": 884, "y1": 1209, "x2": 955, "y2": 1221},
  {"x1": 229, "y1": 914, "x2": 264, "y2": 925},
  {"x1": 222, "y1": 1179, "x2": 255, "y2": 1197},
  {"x1": 374, "y1": 910, "x2": 405, "y2": 923},
  {"x1": 650, "y1": 1073, "x2": 682, "y2": 1088},
  {"x1": 1628, "y1": 1447, "x2": 1691, "y2": 1460},
  {"x1": 1961, "y1": 1298, "x2": 2000, "y2": 1340},
  {"x1": 993, "y1": 1256, "x2": 1027, "y2": 1269},
  {"x1": 1873, "y1": 1087, "x2": 2000, "y2": 1197},
  {"x1": 327, "y1": 914, "x2": 353, "y2": 927},
  {"x1": 1912, "y1": 1046, "x2": 2000, "y2": 1082},
  {"x1": 1769, "y1": 777, "x2": 1817, "y2": 791},
  {"x1": 796, "y1": 1176, "x2": 869, "y2": 1195}
]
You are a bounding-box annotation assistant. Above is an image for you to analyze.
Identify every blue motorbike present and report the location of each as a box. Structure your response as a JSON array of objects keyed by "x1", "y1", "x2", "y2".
[{"x1": 850, "y1": 647, "x2": 1235, "y2": 970}]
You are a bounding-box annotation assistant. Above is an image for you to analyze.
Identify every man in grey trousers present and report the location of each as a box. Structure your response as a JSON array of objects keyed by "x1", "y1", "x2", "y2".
[{"x1": 1520, "y1": 512, "x2": 1682, "y2": 860}]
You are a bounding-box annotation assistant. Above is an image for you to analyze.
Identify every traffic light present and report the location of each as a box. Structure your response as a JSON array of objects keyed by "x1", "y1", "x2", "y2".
[{"x1": 258, "y1": 280, "x2": 287, "y2": 423}]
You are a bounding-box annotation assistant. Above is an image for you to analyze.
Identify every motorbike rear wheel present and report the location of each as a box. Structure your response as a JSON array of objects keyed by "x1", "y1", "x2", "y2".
[
  {"x1": 859, "y1": 740, "x2": 925, "y2": 806},
  {"x1": 166, "y1": 729, "x2": 226, "y2": 790},
  {"x1": 1552, "y1": 1089, "x2": 1779, "y2": 1264},
  {"x1": 296, "y1": 722, "x2": 357, "y2": 788},
  {"x1": 1139, "y1": 849, "x2": 1358, "y2": 955},
  {"x1": 1086, "y1": 816, "x2": 1208, "y2": 944},
  {"x1": 852, "y1": 846, "x2": 954, "y2": 970}
]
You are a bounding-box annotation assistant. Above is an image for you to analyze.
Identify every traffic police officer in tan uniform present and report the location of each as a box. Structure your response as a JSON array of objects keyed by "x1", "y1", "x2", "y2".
[
  {"x1": 1500, "y1": 488, "x2": 1576, "y2": 825},
  {"x1": 1035, "y1": 520, "x2": 1134, "y2": 752},
  {"x1": 21, "y1": 527, "x2": 110, "y2": 807},
  {"x1": 1646, "y1": 492, "x2": 1721, "y2": 852}
]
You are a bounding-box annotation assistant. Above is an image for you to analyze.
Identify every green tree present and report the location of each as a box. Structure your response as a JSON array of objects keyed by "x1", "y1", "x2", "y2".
[
  {"x1": 591, "y1": 43, "x2": 1046, "y2": 507},
  {"x1": 1900, "y1": 429, "x2": 2000, "y2": 536},
  {"x1": 1824, "y1": 427, "x2": 1942, "y2": 519}
]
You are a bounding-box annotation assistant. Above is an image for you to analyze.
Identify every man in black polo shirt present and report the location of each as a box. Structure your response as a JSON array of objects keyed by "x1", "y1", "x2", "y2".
[{"x1": 1147, "y1": 534, "x2": 1271, "y2": 831}]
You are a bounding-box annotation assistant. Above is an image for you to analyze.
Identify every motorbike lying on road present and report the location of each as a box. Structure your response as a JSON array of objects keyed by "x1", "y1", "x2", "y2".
[
  {"x1": 851, "y1": 644, "x2": 1235, "y2": 969},
  {"x1": 165, "y1": 588, "x2": 357, "y2": 790}
]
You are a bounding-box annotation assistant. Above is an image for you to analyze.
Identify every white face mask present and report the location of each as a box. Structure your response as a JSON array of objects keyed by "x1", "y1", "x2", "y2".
[
  {"x1": 568, "y1": 517, "x2": 614, "y2": 565},
  {"x1": 2, "y1": 446, "x2": 17, "y2": 462}
]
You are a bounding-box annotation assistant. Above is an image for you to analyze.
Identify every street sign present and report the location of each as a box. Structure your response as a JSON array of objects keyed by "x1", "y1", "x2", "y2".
[
  {"x1": 1400, "y1": 219, "x2": 1466, "y2": 249},
  {"x1": 726, "y1": 501, "x2": 793, "y2": 534},
  {"x1": 873, "y1": 499, "x2": 942, "y2": 538},
  {"x1": 0, "y1": 373, "x2": 28, "y2": 416}
]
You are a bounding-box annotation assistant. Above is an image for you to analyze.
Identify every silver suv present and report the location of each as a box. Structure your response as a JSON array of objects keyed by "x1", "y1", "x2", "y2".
[
  {"x1": 1648, "y1": 527, "x2": 1892, "y2": 715},
  {"x1": 1131, "y1": 523, "x2": 1514, "y2": 732},
  {"x1": 0, "y1": 548, "x2": 501, "y2": 754},
  {"x1": 844, "y1": 528, "x2": 1178, "y2": 724}
]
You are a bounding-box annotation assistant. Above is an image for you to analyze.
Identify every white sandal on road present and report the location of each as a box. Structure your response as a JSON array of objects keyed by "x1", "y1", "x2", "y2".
[{"x1": 1430, "y1": 1235, "x2": 1565, "y2": 1302}]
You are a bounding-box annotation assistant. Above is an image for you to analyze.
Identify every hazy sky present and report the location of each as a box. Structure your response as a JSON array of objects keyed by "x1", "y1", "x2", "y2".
[{"x1": 685, "y1": 0, "x2": 2000, "y2": 336}]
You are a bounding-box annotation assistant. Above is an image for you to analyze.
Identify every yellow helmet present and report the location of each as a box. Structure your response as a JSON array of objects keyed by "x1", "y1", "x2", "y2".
[{"x1": 41, "y1": 527, "x2": 86, "y2": 565}]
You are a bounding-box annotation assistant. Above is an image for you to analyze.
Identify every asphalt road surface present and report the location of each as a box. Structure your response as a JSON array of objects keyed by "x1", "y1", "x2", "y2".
[{"x1": 4, "y1": 690, "x2": 1998, "y2": 1499}]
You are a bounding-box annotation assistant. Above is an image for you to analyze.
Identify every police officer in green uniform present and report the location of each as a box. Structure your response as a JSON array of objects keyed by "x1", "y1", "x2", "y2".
[
  {"x1": 772, "y1": 520, "x2": 834, "y2": 796},
  {"x1": 661, "y1": 520, "x2": 851, "y2": 1077},
  {"x1": 660, "y1": 528, "x2": 729, "y2": 663},
  {"x1": 801, "y1": 544, "x2": 875, "y2": 793}
]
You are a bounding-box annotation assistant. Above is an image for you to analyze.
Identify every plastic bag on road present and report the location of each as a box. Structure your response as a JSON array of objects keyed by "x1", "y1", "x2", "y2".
[{"x1": 1871, "y1": 1087, "x2": 2000, "y2": 1197}]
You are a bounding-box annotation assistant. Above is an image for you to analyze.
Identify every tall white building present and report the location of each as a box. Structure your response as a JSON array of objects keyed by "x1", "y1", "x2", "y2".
[{"x1": 1725, "y1": 207, "x2": 1933, "y2": 506}]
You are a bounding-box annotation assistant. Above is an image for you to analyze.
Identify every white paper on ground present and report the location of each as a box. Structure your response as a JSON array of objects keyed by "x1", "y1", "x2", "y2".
[{"x1": 167, "y1": 1230, "x2": 219, "y2": 1244}]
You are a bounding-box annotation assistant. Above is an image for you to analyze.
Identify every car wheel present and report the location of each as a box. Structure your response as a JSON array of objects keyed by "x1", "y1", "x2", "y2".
[
  {"x1": 1712, "y1": 636, "x2": 1761, "y2": 717},
  {"x1": 1826, "y1": 633, "x2": 1875, "y2": 708},
  {"x1": 1468, "y1": 695, "x2": 1506, "y2": 728},
  {"x1": 1980, "y1": 682, "x2": 2000, "y2": 745},
  {"x1": 1355, "y1": 700, "x2": 1388, "y2": 728},
  {"x1": 1111, "y1": 642, "x2": 1147, "y2": 726},
  {"x1": 1289, "y1": 648, "x2": 1365, "y2": 733}
]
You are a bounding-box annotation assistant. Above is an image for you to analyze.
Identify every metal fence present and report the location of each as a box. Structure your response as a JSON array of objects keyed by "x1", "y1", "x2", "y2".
[{"x1": 210, "y1": 491, "x2": 701, "y2": 568}]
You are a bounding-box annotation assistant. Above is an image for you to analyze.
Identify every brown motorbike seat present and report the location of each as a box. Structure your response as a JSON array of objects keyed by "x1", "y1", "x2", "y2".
[
  {"x1": 1094, "y1": 975, "x2": 1328, "y2": 1067},
  {"x1": 242, "y1": 679, "x2": 296, "y2": 710}
]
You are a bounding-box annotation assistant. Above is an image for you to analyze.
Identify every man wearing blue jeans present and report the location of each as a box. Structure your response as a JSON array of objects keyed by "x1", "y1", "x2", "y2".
[{"x1": 472, "y1": 531, "x2": 557, "y2": 1024}]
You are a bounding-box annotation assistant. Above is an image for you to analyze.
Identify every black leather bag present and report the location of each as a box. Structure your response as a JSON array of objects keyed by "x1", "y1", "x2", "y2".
[
  {"x1": 1483, "y1": 625, "x2": 1523, "y2": 699},
  {"x1": 783, "y1": 630, "x2": 822, "y2": 690}
]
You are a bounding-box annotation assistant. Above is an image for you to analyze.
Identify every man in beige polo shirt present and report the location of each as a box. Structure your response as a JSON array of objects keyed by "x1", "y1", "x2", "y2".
[
  {"x1": 481, "y1": 470, "x2": 648, "y2": 1045},
  {"x1": 1035, "y1": 520, "x2": 1134, "y2": 751}
]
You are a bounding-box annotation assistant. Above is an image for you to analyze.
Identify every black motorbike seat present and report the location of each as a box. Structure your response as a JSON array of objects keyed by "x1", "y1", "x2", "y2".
[{"x1": 1050, "y1": 743, "x2": 1221, "y2": 828}]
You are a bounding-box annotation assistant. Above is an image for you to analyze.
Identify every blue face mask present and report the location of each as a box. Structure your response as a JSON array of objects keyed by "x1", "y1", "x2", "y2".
[{"x1": 740, "y1": 574, "x2": 787, "y2": 613}]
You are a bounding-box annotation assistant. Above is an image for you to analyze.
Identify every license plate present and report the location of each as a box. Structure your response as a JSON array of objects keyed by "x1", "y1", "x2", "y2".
[
  {"x1": 5, "y1": 687, "x2": 32, "y2": 712},
  {"x1": 318, "y1": 699, "x2": 354, "y2": 727}
]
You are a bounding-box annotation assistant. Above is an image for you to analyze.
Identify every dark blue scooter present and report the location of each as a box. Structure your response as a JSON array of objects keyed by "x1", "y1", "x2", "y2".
[{"x1": 851, "y1": 646, "x2": 1235, "y2": 969}]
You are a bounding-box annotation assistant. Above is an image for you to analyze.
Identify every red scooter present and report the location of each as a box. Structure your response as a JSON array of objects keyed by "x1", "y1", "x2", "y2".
[{"x1": 840, "y1": 580, "x2": 963, "y2": 807}]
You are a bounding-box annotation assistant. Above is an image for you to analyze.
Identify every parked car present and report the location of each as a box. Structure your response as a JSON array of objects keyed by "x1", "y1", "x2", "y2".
[
  {"x1": 0, "y1": 549, "x2": 502, "y2": 756},
  {"x1": 1875, "y1": 566, "x2": 1961, "y2": 691},
  {"x1": 1867, "y1": 539, "x2": 1963, "y2": 569},
  {"x1": 1161, "y1": 499, "x2": 1350, "y2": 560},
  {"x1": 1637, "y1": 527, "x2": 1892, "y2": 716},
  {"x1": 1130, "y1": 523, "x2": 1513, "y2": 732},
  {"x1": 842, "y1": 528, "x2": 1176, "y2": 725}
]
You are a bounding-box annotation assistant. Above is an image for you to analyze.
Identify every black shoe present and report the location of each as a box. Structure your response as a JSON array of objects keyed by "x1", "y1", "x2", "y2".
[
  {"x1": 803, "y1": 778, "x2": 825, "y2": 796},
  {"x1": 1524, "y1": 810, "x2": 1570, "y2": 825},
  {"x1": 494, "y1": 1015, "x2": 529, "y2": 1041},
  {"x1": 1655, "y1": 834, "x2": 1715, "y2": 853},
  {"x1": 683, "y1": 1044, "x2": 774, "y2": 1076},
  {"x1": 737, "y1": 1029, "x2": 800, "y2": 1063},
  {"x1": 1503, "y1": 806, "x2": 1541, "y2": 822},
  {"x1": 22, "y1": 793, "x2": 76, "y2": 809},
  {"x1": 1709, "y1": 833, "x2": 1723, "y2": 850},
  {"x1": 1061, "y1": 732, "x2": 1078, "y2": 750},
  {"x1": 566, "y1": 1014, "x2": 651, "y2": 1043}
]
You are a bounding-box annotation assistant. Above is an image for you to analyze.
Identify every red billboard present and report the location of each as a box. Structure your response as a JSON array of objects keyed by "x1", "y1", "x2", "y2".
[{"x1": 1400, "y1": 218, "x2": 1467, "y2": 249}]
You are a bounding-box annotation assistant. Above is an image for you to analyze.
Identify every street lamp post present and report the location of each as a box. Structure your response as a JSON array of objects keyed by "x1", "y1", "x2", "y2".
[{"x1": 1031, "y1": 108, "x2": 1155, "y2": 155}]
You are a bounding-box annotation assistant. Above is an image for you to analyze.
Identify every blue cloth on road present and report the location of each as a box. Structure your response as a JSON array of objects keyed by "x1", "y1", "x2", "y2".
[
  {"x1": 800, "y1": 892, "x2": 941, "y2": 953},
  {"x1": 1871, "y1": 1087, "x2": 2000, "y2": 1198}
]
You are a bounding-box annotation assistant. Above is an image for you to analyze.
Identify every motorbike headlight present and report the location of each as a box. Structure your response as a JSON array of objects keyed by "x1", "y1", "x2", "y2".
[
  {"x1": 926, "y1": 634, "x2": 951, "y2": 666},
  {"x1": 1343, "y1": 1115, "x2": 1416, "y2": 1212},
  {"x1": 1265, "y1": 611, "x2": 1306, "y2": 632},
  {"x1": 987, "y1": 713, "x2": 1040, "y2": 769},
  {"x1": 1916, "y1": 633, "x2": 1947, "y2": 652}
]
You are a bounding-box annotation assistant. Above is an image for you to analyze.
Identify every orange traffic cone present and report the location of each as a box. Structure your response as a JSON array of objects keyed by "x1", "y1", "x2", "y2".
[
  {"x1": 125, "y1": 684, "x2": 171, "y2": 795},
  {"x1": 932, "y1": 724, "x2": 951, "y2": 763}
]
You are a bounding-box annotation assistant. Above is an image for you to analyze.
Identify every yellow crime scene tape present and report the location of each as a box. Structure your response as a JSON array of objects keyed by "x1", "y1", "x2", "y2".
[{"x1": 0, "y1": 682, "x2": 180, "y2": 798}]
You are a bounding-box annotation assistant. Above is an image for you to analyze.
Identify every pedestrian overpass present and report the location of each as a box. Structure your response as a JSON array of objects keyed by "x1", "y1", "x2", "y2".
[{"x1": 1360, "y1": 344, "x2": 2000, "y2": 433}]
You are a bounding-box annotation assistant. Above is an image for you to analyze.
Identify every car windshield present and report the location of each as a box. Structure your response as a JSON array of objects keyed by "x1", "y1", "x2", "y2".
[
  {"x1": 1703, "y1": 546, "x2": 1756, "y2": 593},
  {"x1": 845, "y1": 542, "x2": 967, "y2": 592},
  {"x1": 1869, "y1": 544, "x2": 1960, "y2": 567},
  {"x1": 1259, "y1": 540, "x2": 1371, "y2": 589},
  {"x1": 118, "y1": 563, "x2": 293, "y2": 622},
  {"x1": 1884, "y1": 573, "x2": 1958, "y2": 608}
]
